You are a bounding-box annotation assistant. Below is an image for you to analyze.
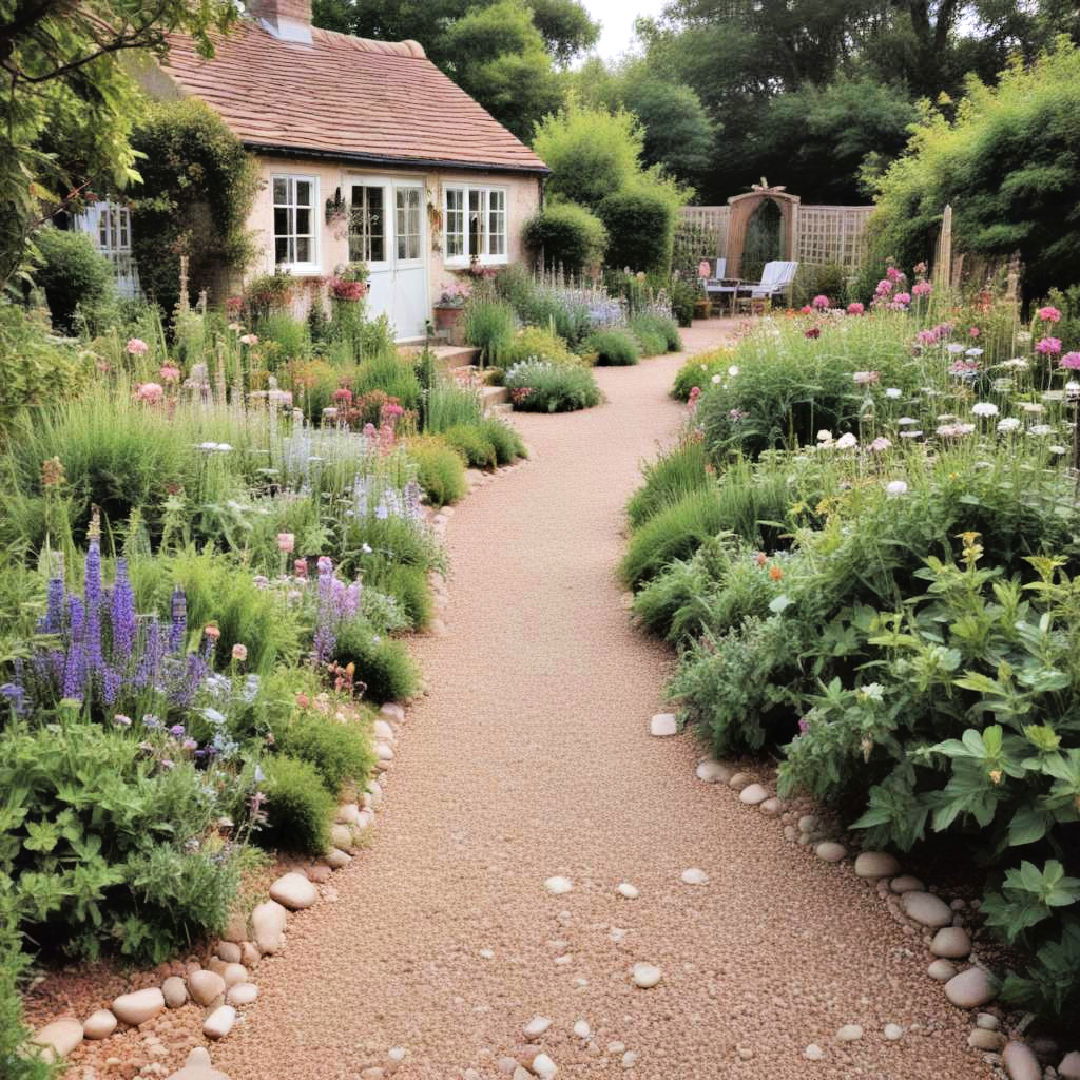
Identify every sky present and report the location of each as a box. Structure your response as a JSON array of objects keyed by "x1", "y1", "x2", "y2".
[{"x1": 584, "y1": 0, "x2": 669, "y2": 60}]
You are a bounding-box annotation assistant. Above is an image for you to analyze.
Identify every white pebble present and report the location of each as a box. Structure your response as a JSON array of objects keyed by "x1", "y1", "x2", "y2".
[
  {"x1": 649, "y1": 713, "x2": 677, "y2": 736},
  {"x1": 573, "y1": 1020, "x2": 591, "y2": 1039},
  {"x1": 388, "y1": 1047, "x2": 407, "y2": 1062},
  {"x1": 616, "y1": 882, "x2": 639, "y2": 899},
  {"x1": 883, "y1": 1024, "x2": 905, "y2": 1041},
  {"x1": 631, "y1": 962, "x2": 663, "y2": 988},
  {"x1": 680, "y1": 868, "x2": 710, "y2": 886},
  {"x1": 543, "y1": 876, "x2": 573, "y2": 895},
  {"x1": 479, "y1": 948, "x2": 495, "y2": 960},
  {"x1": 532, "y1": 1053, "x2": 558, "y2": 1079},
  {"x1": 836, "y1": 1024, "x2": 863, "y2": 1043},
  {"x1": 804, "y1": 1044, "x2": 826, "y2": 1061},
  {"x1": 523, "y1": 1016, "x2": 552, "y2": 1040},
  {"x1": 621, "y1": 1050, "x2": 638, "y2": 1068}
]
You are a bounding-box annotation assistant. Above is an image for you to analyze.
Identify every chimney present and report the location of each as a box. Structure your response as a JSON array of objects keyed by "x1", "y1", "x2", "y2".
[{"x1": 248, "y1": 0, "x2": 312, "y2": 44}]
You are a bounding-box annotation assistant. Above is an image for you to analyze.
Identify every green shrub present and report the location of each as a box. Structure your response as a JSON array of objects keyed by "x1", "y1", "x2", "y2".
[
  {"x1": 0, "y1": 308, "x2": 89, "y2": 425},
  {"x1": 504, "y1": 325, "x2": 580, "y2": 367},
  {"x1": 672, "y1": 348, "x2": 734, "y2": 401},
  {"x1": 142, "y1": 550, "x2": 303, "y2": 674},
  {"x1": 260, "y1": 754, "x2": 334, "y2": 855},
  {"x1": 33, "y1": 228, "x2": 117, "y2": 333},
  {"x1": 406, "y1": 436, "x2": 468, "y2": 506},
  {"x1": 441, "y1": 423, "x2": 498, "y2": 469},
  {"x1": 621, "y1": 487, "x2": 724, "y2": 589},
  {"x1": 630, "y1": 312, "x2": 681, "y2": 352},
  {"x1": 670, "y1": 278, "x2": 699, "y2": 327},
  {"x1": 0, "y1": 722, "x2": 250, "y2": 963},
  {"x1": 523, "y1": 201, "x2": 608, "y2": 274},
  {"x1": 477, "y1": 417, "x2": 526, "y2": 464},
  {"x1": 586, "y1": 328, "x2": 640, "y2": 366},
  {"x1": 423, "y1": 382, "x2": 483, "y2": 432},
  {"x1": 352, "y1": 351, "x2": 422, "y2": 412},
  {"x1": 504, "y1": 360, "x2": 602, "y2": 413},
  {"x1": 598, "y1": 187, "x2": 677, "y2": 275},
  {"x1": 274, "y1": 711, "x2": 373, "y2": 796},
  {"x1": 463, "y1": 297, "x2": 517, "y2": 365},
  {"x1": 332, "y1": 620, "x2": 421, "y2": 703},
  {"x1": 625, "y1": 437, "x2": 710, "y2": 529},
  {"x1": 1, "y1": 909, "x2": 57, "y2": 1080},
  {"x1": 634, "y1": 328, "x2": 667, "y2": 357},
  {"x1": 366, "y1": 562, "x2": 433, "y2": 632}
]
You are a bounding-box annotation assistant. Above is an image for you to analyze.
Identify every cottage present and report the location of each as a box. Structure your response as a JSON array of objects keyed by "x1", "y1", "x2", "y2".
[{"x1": 88, "y1": 0, "x2": 549, "y2": 340}]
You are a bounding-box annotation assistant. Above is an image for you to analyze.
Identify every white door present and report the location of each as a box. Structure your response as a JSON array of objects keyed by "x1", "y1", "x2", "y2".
[{"x1": 348, "y1": 178, "x2": 427, "y2": 342}]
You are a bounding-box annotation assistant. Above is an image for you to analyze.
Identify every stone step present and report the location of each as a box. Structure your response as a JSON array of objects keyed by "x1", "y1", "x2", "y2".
[
  {"x1": 482, "y1": 385, "x2": 509, "y2": 409},
  {"x1": 431, "y1": 344, "x2": 481, "y2": 369}
]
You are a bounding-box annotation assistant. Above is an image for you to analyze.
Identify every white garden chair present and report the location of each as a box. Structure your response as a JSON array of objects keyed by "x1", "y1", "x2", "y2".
[{"x1": 739, "y1": 260, "x2": 798, "y2": 304}]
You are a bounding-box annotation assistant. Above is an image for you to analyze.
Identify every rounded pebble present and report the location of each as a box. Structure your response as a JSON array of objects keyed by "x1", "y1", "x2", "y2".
[
  {"x1": 649, "y1": 713, "x2": 677, "y2": 736},
  {"x1": 203, "y1": 1004, "x2": 236, "y2": 1040},
  {"x1": 738, "y1": 783, "x2": 769, "y2": 805},
  {"x1": 616, "y1": 882, "x2": 639, "y2": 899},
  {"x1": 804, "y1": 1044, "x2": 826, "y2": 1061},
  {"x1": 631, "y1": 962, "x2": 662, "y2": 988},
  {"x1": 883, "y1": 1024, "x2": 905, "y2": 1041},
  {"x1": 82, "y1": 1009, "x2": 117, "y2": 1040},
  {"x1": 1002, "y1": 1041, "x2": 1041, "y2": 1080},
  {"x1": 543, "y1": 876, "x2": 573, "y2": 895},
  {"x1": 930, "y1": 926, "x2": 971, "y2": 959},
  {"x1": 902, "y1": 890, "x2": 953, "y2": 928},
  {"x1": 814, "y1": 842, "x2": 847, "y2": 863},
  {"x1": 944, "y1": 966, "x2": 998, "y2": 1008},
  {"x1": 835, "y1": 1024, "x2": 863, "y2": 1043},
  {"x1": 680, "y1": 868, "x2": 709, "y2": 886},
  {"x1": 853, "y1": 851, "x2": 900, "y2": 878}
]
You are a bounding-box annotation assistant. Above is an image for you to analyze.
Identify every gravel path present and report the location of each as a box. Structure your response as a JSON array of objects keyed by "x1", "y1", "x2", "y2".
[{"x1": 216, "y1": 324, "x2": 987, "y2": 1080}]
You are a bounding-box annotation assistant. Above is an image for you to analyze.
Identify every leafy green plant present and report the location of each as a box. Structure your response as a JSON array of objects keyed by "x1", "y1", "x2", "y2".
[
  {"x1": 625, "y1": 437, "x2": 710, "y2": 529},
  {"x1": 523, "y1": 201, "x2": 608, "y2": 274},
  {"x1": 504, "y1": 360, "x2": 601, "y2": 413},
  {"x1": 629, "y1": 311, "x2": 681, "y2": 352},
  {"x1": 259, "y1": 754, "x2": 334, "y2": 855},
  {"x1": 463, "y1": 297, "x2": 517, "y2": 365},
  {"x1": 586, "y1": 328, "x2": 640, "y2": 365},
  {"x1": 503, "y1": 325, "x2": 580, "y2": 367},
  {"x1": 672, "y1": 348, "x2": 735, "y2": 402},
  {"x1": 332, "y1": 620, "x2": 421, "y2": 703},
  {"x1": 406, "y1": 436, "x2": 468, "y2": 505},
  {"x1": 476, "y1": 417, "x2": 525, "y2": 465},
  {"x1": 33, "y1": 227, "x2": 118, "y2": 334},
  {"x1": 274, "y1": 711, "x2": 374, "y2": 796},
  {"x1": 441, "y1": 423, "x2": 498, "y2": 469}
]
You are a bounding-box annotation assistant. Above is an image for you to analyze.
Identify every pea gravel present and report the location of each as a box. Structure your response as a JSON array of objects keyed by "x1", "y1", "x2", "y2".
[{"x1": 215, "y1": 324, "x2": 987, "y2": 1080}]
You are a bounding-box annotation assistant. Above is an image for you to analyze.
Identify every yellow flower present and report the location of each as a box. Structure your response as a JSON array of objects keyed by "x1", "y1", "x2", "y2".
[{"x1": 989, "y1": 769, "x2": 1003, "y2": 785}]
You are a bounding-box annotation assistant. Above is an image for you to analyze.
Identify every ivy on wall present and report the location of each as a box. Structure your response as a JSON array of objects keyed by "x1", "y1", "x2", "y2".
[{"x1": 127, "y1": 99, "x2": 259, "y2": 313}]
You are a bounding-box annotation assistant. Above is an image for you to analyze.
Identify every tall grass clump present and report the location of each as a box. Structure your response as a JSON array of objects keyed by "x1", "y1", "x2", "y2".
[
  {"x1": 626, "y1": 438, "x2": 711, "y2": 529},
  {"x1": 463, "y1": 297, "x2": 516, "y2": 365},
  {"x1": 586, "y1": 328, "x2": 640, "y2": 366}
]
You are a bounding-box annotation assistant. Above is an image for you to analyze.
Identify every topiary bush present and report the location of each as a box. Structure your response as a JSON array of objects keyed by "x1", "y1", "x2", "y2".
[
  {"x1": 259, "y1": 754, "x2": 334, "y2": 855},
  {"x1": 33, "y1": 227, "x2": 117, "y2": 333},
  {"x1": 598, "y1": 186, "x2": 678, "y2": 275},
  {"x1": 586, "y1": 328, "x2": 640, "y2": 365},
  {"x1": 523, "y1": 201, "x2": 607, "y2": 275}
]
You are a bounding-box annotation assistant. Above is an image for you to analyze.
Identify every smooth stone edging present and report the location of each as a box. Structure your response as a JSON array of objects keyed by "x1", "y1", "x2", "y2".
[
  {"x1": 111, "y1": 987, "x2": 165, "y2": 1027},
  {"x1": 738, "y1": 783, "x2": 769, "y2": 806},
  {"x1": 853, "y1": 851, "x2": 900, "y2": 878},
  {"x1": 649, "y1": 712, "x2": 678, "y2": 737},
  {"x1": 32, "y1": 1018, "x2": 83, "y2": 1061},
  {"x1": 944, "y1": 966, "x2": 997, "y2": 1009},
  {"x1": 1002, "y1": 1041, "x2": 1042, "y2": 1080},
  {"x1": 901, "y1": 890, "x2": 953, "y2": 928},
  {"x1": 268, "y1": 871, "x2": 318, "y2": 911}
]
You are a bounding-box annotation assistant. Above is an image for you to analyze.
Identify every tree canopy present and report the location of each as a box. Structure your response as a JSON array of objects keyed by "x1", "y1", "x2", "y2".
[
  {"x1": 0, "y1": 0, "x2": 237, "y2": 290},
  {"x1": 311, "y1": 0, "x2": 598, "y2": 137}
]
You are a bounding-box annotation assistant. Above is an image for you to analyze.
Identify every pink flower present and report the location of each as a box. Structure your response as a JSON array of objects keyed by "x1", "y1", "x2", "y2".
[
  {"x1": 969, "y1": 326, "x2": 981, "y2": 338},
  {"x1": 805, "y1": 326, "x2": 820, "y2": 339},
  {"x1": 874, "y1": 279, "x2": 893, "y2": 296},
  {"x1": 231, "y1": 643, "x2": 248, "y2": 662},
  {"x1": 800, "y1": 305, "x2": 813, "y2": 314},
  {"x1": 688, "y1": 386, "x2": 700, "y2": 410},
  {"x1": 892, "y1": 292, "x2": 911, "y2": 306},
  {"x1": 1060, "y1": 352, "x2": 1080, "y2": 369},
  {"x1": 159, "y1": 363, "x2": 180, "y2": 383},
  {"x1": 811, "y1": 294, "x2": 830, "y2": 310},
  {"x1": 276, "y1": 532, "x2": 295, "y2": 553},
  {"x1": 912, "y1": 282, "x2": 932, "y2": 297},
  {"x1": 126, "y1": 338, "x2": 149, "y2": 355},
  {"x1": 239, "y1": 333, "x2": 259, "y2": 346},
  {"x1": 1036, "y1": 336, "x2": 1062, "y2": 355},
  {"x1": 1038, "y1": 305, "x2": 1062, "y2": 323},
  {"x1": 135, "y1": 382, "x2": 163, "y2": 403},
  {"x1": 332, "y1": 387, "x2": 353, "y2": 404},
  {"x1": 853, "y1": 370, "x2": 880, "y2": 385},
  {"x1": 886, "y1": 266, "x2": 904, "y2": 282},
  {"x1": 294, "y1": 558, "x2": 308, "y2": 579},
  {"x1": 846, "y1": 302, "x2": 865, "y2": 316},
  {"x1": 869, "y1": 436, "x2": 892, "y2": 451}
]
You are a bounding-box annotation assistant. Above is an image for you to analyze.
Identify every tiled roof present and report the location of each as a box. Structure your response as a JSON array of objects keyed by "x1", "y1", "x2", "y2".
[{"x1": 161, "y1": 21, "x2": 549, "y2": 174}]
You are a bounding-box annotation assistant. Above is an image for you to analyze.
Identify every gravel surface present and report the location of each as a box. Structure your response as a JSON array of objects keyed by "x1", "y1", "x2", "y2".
[{"x1": 215, "y1": 323, "x2": 987, "y2": 1079}]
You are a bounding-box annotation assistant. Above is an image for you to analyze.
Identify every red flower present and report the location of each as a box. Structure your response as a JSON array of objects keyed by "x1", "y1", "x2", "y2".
[{"x1": 805, "y1": 327, "x2": 821, "y2": 339}]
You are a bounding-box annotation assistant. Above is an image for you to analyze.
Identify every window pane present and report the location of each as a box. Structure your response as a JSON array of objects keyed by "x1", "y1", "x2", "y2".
[
  {"x1": 295, "y1": 180, "x2": 312, "y2": 206},
  {"x1": 274, "y1": 207, "x2": 289, "y2": 236},
  {"x1": 295, "y1": 237, "x2": 311, "y2": 263},
  {"x1": 445, "y1": 188, "x2": 464, "y2": 256},
  {"x1": 273, "y1": 177, "x2": 289, "y2": 205},
  {"x1": 348, "y1": 235, "x2": 364, "y2": 262},
  {"x1": 296, "y1": 208, "x2": 311, "y2": 236},
  {"x1": 468, "y1": 190, "x2": 484, "y2": 257},
  {"x1": 275, "y1": 236, "x2": 290, "y2": 264},
  {"x1": 370, "y1": 234, "x2": 385, "y2": 263}
]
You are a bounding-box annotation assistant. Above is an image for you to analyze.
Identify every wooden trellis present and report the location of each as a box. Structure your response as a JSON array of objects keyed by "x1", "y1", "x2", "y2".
[{"x1": 679, "y1": 198, "x2": 874, "y2": 275}]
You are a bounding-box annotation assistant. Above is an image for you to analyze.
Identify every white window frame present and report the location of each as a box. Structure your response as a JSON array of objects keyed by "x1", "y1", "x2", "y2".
[
  {"x1": 348, "y1": 182, "x2": 389, "y2": 268},
  {"x1": 443, "y1": 183, "x2": 509, "y2": 267},
  {"x1": 272, "y1": 174, "x2": 321, "y2": 273}
]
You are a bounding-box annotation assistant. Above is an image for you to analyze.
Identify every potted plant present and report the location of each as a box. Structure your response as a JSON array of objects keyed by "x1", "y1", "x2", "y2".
[{"x1": 433, "y1": 280, "x2": 470, "y2": 335}]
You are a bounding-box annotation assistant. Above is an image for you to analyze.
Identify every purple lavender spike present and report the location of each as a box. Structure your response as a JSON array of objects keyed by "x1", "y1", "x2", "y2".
[
  {"x1": 40, "y1": 576, "x2": 65, "y2": 634},
  {"x1": 83, "y1": 538, "x2": 103, "y2": 673},
  {"x1": 111, "y1": 559, "x2": 137, "y2": 660},
  {"x1": 61, "y1": 595, "x2": 86, "y2": 700}
]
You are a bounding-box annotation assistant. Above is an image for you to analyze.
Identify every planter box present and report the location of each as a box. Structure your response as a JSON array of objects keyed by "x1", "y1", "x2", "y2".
[{"x1": 433, "y1": 304, "x2": 465, "y2": 345}]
